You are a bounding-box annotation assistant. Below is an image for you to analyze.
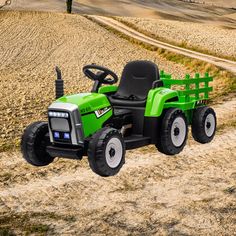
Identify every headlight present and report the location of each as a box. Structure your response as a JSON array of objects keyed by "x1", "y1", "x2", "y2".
[{"x1": 48, "y1": 111, "x2": 69, "y2": 118}]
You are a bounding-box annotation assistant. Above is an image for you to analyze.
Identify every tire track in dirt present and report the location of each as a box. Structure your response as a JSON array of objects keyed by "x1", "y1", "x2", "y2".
[
  {"x1": 89, "y1": 15, "x2": 236, "y2": 74},
  {"x1": 0, "y1": 129, "x2": 235, "y2": 235}
]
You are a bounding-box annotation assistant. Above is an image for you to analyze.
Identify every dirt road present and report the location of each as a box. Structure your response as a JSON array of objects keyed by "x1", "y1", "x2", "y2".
[
  {"x1": 89, "y1": 16, "x2": 236, "y2": 74},
  {"x1": 0, "y1": 99, "x2": 235, "y2": 235}
]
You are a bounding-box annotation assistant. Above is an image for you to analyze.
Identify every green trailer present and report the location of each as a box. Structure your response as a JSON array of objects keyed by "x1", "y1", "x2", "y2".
[{"x1": 21, "y1": 61, "x2": 216, "y2": 177}]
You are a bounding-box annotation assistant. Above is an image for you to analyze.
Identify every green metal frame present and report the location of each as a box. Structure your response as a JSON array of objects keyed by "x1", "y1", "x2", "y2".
[
  {"x1": 145, "y1": 71, "x2": 213, "y2": 123},
  {"x1": 160, "y1": 71, "x2": 213, "y2": 102},
  {"x1": 145, "y1": 87, "x2": 178, "y2": 117}
]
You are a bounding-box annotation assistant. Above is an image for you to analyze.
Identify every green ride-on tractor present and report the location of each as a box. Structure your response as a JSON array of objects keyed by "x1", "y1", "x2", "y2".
[{"x1": 21, "y1": 61, "x2": 216, "y2": 177}]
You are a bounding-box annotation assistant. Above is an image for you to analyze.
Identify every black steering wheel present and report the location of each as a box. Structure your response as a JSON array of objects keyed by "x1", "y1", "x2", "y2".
[{"x1": 83, "y1": 64, "x2": 118, "y2": 86}]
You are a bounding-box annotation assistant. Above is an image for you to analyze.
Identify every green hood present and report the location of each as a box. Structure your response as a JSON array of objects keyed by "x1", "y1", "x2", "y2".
[{"x1": 57, "y1": 93, "x2": 111, "y2": 115}]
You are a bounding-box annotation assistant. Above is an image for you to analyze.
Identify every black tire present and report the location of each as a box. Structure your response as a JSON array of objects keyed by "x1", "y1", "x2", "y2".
[
  {"x1": 192, "y1": 106, "x2": 216, "y2": 144},
  {"x1": 21, "y1": 121, "x2": 54, "y2": 166},
  {"x1": 156, "y1": 108, "x2": 188, "y2": 155},
  {"x1": 87, "y1": 127, "x2": 125, "y2": 177}
]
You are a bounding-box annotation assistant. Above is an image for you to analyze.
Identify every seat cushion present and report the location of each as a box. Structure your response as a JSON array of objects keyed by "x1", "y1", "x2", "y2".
[{"x1": 109, "y1": 60, "x2": 159, "y2": 107}]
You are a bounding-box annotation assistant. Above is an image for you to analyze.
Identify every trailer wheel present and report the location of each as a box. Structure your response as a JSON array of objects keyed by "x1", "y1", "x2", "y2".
[
  {"x1": 192, "y1": 106, "x2": 216, "y2": 143},
  {"x1": 88, "y1": 127, "x2": 125, "y2": 177},
  {"x1": 21, "y1": 122, "x2": 54, "y2": 166},
  {"x1": 156, "y1": 108, "x2": 188, "y2": 155}
]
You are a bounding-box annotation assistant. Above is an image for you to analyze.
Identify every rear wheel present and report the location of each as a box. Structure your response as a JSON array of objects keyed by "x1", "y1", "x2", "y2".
[
  {"x1": 156, "y1": 108, "x2": 188, "y2": 155},
  {"x1": 192, "y1": 106, "x2": 216, "y2": 143},
  {"x1": 88, "y1": 127, "x2": 125, "y2": 177},
  {"x1": 21, "y1": 122, "x2": 54, "y2": 166}
]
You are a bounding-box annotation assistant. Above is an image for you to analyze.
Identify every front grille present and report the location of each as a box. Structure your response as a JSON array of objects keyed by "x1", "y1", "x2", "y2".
[
  {"x1": 50, "y1": 118, "x2": 70, "y2": 132},
  {"x1": 48, "y1": 103, "x2": 84, "y2": 146}
]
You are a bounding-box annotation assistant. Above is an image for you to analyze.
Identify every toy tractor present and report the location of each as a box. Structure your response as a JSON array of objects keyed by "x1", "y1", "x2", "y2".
[{"x1": 21, "y1": 61, "x2": 216, "y2": 177}]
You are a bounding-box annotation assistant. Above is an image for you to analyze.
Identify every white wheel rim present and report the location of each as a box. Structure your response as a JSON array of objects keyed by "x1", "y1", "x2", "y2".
[
  {"x1": 205, "y1": 114, "x2": 215, "y2": 137},
  {"x1": 105, "y1": 137, "x2": 123, "y2": 168},
  {"x1": 171, "y1": 117, "x2": 186, "y2": 147}
]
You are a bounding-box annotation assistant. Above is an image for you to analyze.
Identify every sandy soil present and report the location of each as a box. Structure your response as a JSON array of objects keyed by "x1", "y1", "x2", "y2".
[
  {"x1": 0, "y1": 11, "x2": 190, "y2": 151},
  {"x1": 117, "y1": 17, "x2": 236, "y2": 59},
  {"x1": 2, "y1": 0, "x2": 236, "y2": 24},
  {"x1": 0, "y1": 98, "x2": 235, "y2": 235}
]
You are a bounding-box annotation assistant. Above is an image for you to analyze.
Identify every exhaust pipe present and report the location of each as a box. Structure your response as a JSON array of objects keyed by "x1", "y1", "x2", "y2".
[{"x1": 55, "y1": 66, "x2": 64, "y2": 99}]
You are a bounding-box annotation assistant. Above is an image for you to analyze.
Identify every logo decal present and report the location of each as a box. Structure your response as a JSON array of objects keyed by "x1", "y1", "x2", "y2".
[{"x1": 95, "y1": 107, "x2": 111, "y2": 118}]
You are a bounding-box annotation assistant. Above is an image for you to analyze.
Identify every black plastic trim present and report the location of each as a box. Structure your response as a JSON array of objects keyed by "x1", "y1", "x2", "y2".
[
  {"x1": 46, "y1": 145, "x2": 84, "y2": 160},
  {"x1": 124, "y1": 135, "x2": 151, "y2": 150},
  {"x1": 143, "y1": 116, "x2": 162, "y2": 144},
  {"x1": 152, "y1": 80, "x2": 164, "y2": 89},
  {"x1": 165, "y1": 96, "x2": 179, "y2": 103}
]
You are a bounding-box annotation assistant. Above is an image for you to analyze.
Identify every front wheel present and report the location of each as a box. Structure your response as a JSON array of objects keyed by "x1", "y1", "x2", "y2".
[
  {"x1": 156, "y1": 108, "x2": 188, "y2": 155},
  {"x1": 21, "y1": 121, "x2": 54, "y2": 166},
  {"x1": 192, "y1": 106, "x2": 216, "y2": 143},
  {"x1": 87, "y1": 127, "x2": 125, "y2": 177}
]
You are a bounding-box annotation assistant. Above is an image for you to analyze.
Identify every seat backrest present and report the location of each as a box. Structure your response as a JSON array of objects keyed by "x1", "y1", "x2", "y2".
[{"x1": 114, "y1": 60, "x2": 160, "y2": 100}]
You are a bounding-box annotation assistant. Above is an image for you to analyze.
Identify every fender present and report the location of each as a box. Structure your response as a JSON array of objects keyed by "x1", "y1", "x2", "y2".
[
  {"x1": 145, "y1": 88, "x2": 178, "y2": 117},
  {"x1": 98, "y1": 85, "x2": 118, "y2": 94}
]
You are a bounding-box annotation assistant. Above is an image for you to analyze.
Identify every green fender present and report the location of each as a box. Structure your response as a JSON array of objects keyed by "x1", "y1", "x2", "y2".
[
  {"x1": 98, "y1": 85, "x2": 118, "y2": 94},
  {"x1": 145, "y1": 88, "x2": 178, "y2": 117}
]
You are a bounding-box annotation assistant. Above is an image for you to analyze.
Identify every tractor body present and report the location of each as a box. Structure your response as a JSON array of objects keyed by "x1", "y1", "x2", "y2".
[{"x1": 21, "y1": 61, "x2": 216, "y2": 177}]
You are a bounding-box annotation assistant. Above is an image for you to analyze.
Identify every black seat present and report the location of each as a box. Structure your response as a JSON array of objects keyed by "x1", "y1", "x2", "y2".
[{"x1": 109, "y1": 60, "x2": 160, "y2": 107}]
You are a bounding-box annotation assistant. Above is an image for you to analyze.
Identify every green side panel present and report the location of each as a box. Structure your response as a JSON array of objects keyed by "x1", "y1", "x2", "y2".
[
  {"x1": 98, "y1": 85, "x2": 118, "y2": 94},
  {"x1": 81, "y1": 109, "x2": 113, "y2": 137},
  {"x1": 164, "y1": 101, "x2": 196, "y2": 110},
  {"x1": 160, "y1": 71, "x2": 213, "y2": 103},
  {"x1": 164, "y1": 102, "x2": 196, "y2": 123},
  {"x1": 145, "y1": 88, "x2": 178, "y2": 117},
  {"x1": 56, "y1": 93, "x2": 113, "y2": 138},
  {"x1": 57, "y1": 93, "x2": 111, "y2": 115}
]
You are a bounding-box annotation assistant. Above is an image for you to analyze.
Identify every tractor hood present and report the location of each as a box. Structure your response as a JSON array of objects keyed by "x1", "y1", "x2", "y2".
[{"x1": 55, "y1": 93, "x2": 111, "y2": 115}]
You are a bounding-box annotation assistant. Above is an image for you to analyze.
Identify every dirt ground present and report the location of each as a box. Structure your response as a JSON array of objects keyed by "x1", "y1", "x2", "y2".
[
  {"x1": 0, "y1": 97, "x2": 235, "y2": 235},
  {"x1": 0, "y1": 9, "x2": 235, "y2": 236},
  {"x1": 2, "y1": 0, "x2": 236, "y2": 24}
]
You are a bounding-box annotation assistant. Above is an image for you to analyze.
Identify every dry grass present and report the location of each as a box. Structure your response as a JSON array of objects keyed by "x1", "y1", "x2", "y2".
[{"x1": 0, "y1": 124, "x2": 235, "y2": 234}]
